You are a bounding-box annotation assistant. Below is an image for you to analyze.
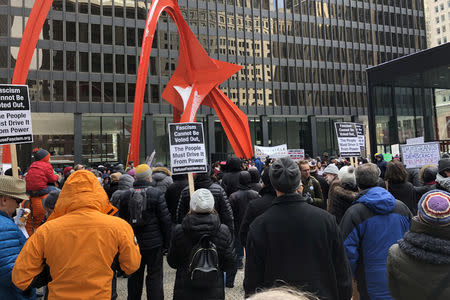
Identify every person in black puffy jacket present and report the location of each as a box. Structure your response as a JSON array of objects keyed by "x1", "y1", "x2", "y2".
[
  {"x1": 239, "y1": 167, "x2": 276, "y2": 248},
  {"x1": 227, "y1": 171, "x2": 260, "y2": 287},
  {"x1": 221, "y1": 157, "x2": 242, "y2": 197},
  {"x1": 176, "y1": 172, "x2": 234, "y2": 235},
  {"x1": 167, "y1": 189, "x2": 235, "y2": 300},
  {"x1": 119, "y1": 164, "x2": 172, "y2": 300},
  {"x1": 165, "y1": 174, "x2": 188, "y2": 223}
]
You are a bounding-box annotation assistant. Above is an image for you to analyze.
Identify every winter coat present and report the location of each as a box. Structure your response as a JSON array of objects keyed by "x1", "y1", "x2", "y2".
[
  {"x1": 152, "y1": 167, "x2": 173, "y2": 194},
  {"x1": 105, "y1": 181, "x2": 119, "y2": 199},
  {"x1": 25, "y1": 161, "x2": 59, "y2": 191},
  {"x1": 326, "y1": 178, "x2": 341, "y2": 212},
  {"x1": 21, "y1": 194, "x2": 46, "y2": 237},
  {"x1": 239, "y1": 184, "x2": 276, "y2": 248},
  {"x1": 436, "y1": 174, "x2": 450, "y2": 193},
  {"x1": 165, "y1": 176, "x2": 188, "y2": 223},
  {"x1": 387, "y1": 181, "x2": 417, "y2": 215},
  {"x1": 167, "y1": 213, "x2": 235, "y2": 300},
  {"x1": 407, "y1": 168, "x2": 422, "y2": 187},
  {"x1": 0, "y1": 211, "x2": 35, "y2": 300},
  {"x1": 177, "y1": 173, "x2": 234, "y2": 234},
  {"x1": 247, "y1": 168, "x2": 262, "y2": 193},
  {"x1": 221, "y1": 157, "x2": 242, "y2": 197},
  {"x1": 12, "y1": 170, "x2": 141, "y2": 300},
  {"x1": 376, "y1": 159, "x2": 387, "y2": 179},
  {"x1": 229, "y1": 186, "x2": 260, "y2": 239},
  {"x1": 311, "y1": 171, "x2": 329, "y2": 204},
  {"x1": 119, "y1": 179, "x2": 172, "y2": 250},
  {"x1": 329, "y1": 182, "x2": 358, "y2": 224},
  {"x1": 415, "y1": 183, "x2": 437, "y2": 205},
  {"x1": 244, "y1": 193, "x2": 353, "y2": 299},
  {"x1": 340, "y1": 187, "x2": 411, "y2": 300},
  {"x1": 387, "y1": 217, "x2": 450, "y2": 300},
  {"x1": 301, "y1": 176, "x2": 324, "y2": 209},
  {"x1": 109, "y1": 174, "x2": 134, "y2": 209}
]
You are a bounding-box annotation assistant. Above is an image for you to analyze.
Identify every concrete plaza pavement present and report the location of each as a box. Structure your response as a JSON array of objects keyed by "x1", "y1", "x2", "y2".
[{"x1": 116, "y1": 259, "x2": 245, "y2": 299}]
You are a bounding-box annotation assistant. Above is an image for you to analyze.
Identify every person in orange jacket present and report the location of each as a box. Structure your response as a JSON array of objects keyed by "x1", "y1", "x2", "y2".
[{"x1": 11, "y1": 170, "x2": 141, "y2": 300}]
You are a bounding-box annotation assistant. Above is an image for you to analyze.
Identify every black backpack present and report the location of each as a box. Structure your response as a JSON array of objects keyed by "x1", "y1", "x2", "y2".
[
  {"x1": 188, "y1": 234, "x2": 220, "y2": 288},
  {"x1": 127, "y1": 188, "x2": 148, "y2": 226}
]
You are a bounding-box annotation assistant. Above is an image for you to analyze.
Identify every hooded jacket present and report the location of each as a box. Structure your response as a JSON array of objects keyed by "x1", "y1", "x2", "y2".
[
  {"x1": 239, "y1": 184, "x2": 276, "y2": 248},
  {"x1": 167, "y1": 213, "x2": 235, "y2": 300},
  {"x1": 221, "y1": 158, "x2": 242, "y2": 197},
  {"x1": 152, "y1": 167, "x2": 173, "y2": 194},
  {"x1": 0, "y1": 211, "x2": 35, "y2": 300},
  {"x1": 340, "y1": 187, "x2": 411, "y2": 300},
  {"x1": 109, "y1": 174, "x2": 135, "y2": 209},
  {"x1": 165, "y1": 175, "x2": 188, "y2": 223},
  {"x1": 177, "y1": 173, "x2": 234, "y2": 235},
  {"x1": 25, "y1": 160, "x2": 59, "y2": 191},
  {"x1": 229, "y1": 171, "x2": 260, "y2": 238},
  {"x1": 387, "y1": 217, "x2": 450, "y2": 300},
  {"x1": 12, "y1": 171, "x2": 141, "y2": 300}
]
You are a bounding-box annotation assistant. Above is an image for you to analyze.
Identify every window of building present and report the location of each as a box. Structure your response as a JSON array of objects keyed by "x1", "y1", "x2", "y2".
[
  {"x1": 443, "y1": 25, "x2": 447, "y2": 32},
  {"x1": 440, "y1": 3, "x2": 444, "y2": 10},
  {"x1": 436, "y1": 17, "x2": 440, "y2": 23},
  {"x1": 441, "y1": 14, "x2": 445, "y2": 21},
  {"x1": 438, "y1": 38, "x2": 442, "y2": 44},
  {"x1": 444, "y1": 37, "x2": 448, "y2": 43},
  {"x1": 435, "y1": 6, "x2": 439, "y2": 12},
  {"x1": 437, "y1": 27, "x2": 441, "y2": 34}
]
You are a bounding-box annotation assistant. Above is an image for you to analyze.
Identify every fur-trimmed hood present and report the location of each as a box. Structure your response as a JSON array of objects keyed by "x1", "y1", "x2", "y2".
[
  {"x1": 334, "y1": 185, "x2": 358, "y2": 205},
  {"x1": 152, "y1": 166, "x2": 172, "y2": 177}
]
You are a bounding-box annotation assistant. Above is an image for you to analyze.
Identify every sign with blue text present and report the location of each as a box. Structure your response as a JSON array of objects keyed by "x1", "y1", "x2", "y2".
[
  {"x1": 168, "y1": 122, "x2": 207, "y2": 175},
  {"x1": 0, "y1": 85, "x2": 33, "y2": 145}
]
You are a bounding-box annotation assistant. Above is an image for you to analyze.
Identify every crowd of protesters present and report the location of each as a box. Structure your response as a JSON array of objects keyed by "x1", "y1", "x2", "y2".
[{"x1": 0, "y1": 147, "x2": 449, "y2": 300}]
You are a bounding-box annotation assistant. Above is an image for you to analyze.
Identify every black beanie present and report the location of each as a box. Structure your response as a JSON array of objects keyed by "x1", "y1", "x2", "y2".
[
  {"x1": 269, "y1": 157, "x2": 301, "y2": 193},
  {"x1": 34, "y1": 149, "x2": 50, "y2": 161},
  {"x1": 438, "y1": 158, "x2": 450, "y2": 177}
]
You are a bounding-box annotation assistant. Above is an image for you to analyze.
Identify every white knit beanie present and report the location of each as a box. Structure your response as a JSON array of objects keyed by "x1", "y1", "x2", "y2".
[
  {"x1": 338, "y1": 166, "x2": 356, "y2": 185},
  {"x1": 190, "y1": 188, "x2": 215, "y2": 213}
]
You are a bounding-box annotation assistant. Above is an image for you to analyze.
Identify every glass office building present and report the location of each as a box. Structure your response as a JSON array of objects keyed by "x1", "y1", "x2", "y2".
[{"x1": 0, "y1": 0, "x2": 426, "y2": 166}]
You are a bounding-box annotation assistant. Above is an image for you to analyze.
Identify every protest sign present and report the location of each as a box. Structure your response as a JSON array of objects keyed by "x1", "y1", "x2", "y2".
[
  {"x1": 334, "y1": 122, "x2": 361, "y2": 157},
  {"x1": 391, "y1": 144, "x2": 400, "y2": 157},
  {"x1": 168, "y1": 122, "x2": 207, "y2": 175},
  {"x1": 400, "y1": 142, "x2": 440, "y2": 169},
  {"x1": 288, "y1": 149, "x2": 305, "y2": 161},
  {"x1": 406, "y1": 136, "x2": 424, "y2": 145},
  {"x1": 0, "y1": 85, "x2": 33, "y2": 145},
  {"x1": 355, "y1": 123, "x2": 366, "y2": 151},
  {"x1": 254, "y1": 144, "x2": 288, "y2": 159}
]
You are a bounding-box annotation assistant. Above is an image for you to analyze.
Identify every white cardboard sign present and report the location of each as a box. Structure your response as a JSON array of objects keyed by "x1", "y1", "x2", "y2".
[
  {"x1": 288, "y1": 149, "x2": 305, "y2": 161},
  {"x1": 400, "y1": 142, "x2": 440, "y2": 169},
  {"x1": 0, "y1": 84, "x2": 33, "y2": 145},
  {"x1": 254, "y1": 144, "x2": 288, "y2": 159}
]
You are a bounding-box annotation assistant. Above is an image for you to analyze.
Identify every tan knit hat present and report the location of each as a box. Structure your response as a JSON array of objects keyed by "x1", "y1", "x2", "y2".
[{"x1": 0, "y1": 175, "x2": 28, "y2": 201}]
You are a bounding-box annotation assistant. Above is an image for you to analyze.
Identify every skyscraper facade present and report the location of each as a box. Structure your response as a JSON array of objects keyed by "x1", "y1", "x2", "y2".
[{"x1": 0, "y1": 0, "x2": 427, "y2": 166}]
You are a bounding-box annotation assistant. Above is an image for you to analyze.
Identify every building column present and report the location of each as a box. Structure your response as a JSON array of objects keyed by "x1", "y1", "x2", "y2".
[
  {"x1": 260, "y1": 115, "x2": 269, "y2": 146},
  {"x1": 368, "y1": 86, "x2": 378, "y2": 159},
  {"x1": 74, "y1": 113, "x2": 83, "y2": 164},
  {"x1": 308, "y1": 115, "x2": 318, "y2": 158},
  {"x1": 145, "y1": 114, "x2": 154, "y2": 157},
  {"x1": 207, "y1": 114, "x2": 215, "y2": 159}
]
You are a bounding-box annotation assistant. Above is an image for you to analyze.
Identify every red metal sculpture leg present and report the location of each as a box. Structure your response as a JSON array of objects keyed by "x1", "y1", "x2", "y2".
[{"x1": 129, "y1": 0, "x2": 253, "y2": 163}]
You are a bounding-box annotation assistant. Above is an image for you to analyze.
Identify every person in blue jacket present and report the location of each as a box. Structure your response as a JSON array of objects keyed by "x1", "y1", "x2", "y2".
[
  {"x1": 0, "y1": 175, "x2": 35, "y2": 300},
  {"x1": 340, "y1": 163, "x2": 411, "y2": 300}
]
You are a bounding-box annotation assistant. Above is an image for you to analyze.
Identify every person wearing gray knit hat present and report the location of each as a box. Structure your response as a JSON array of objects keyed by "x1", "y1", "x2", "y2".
[
  {"x1": 323, "y1": 163, "x2": 339, "y2": 185},
  {"x1": 190, "y1": 188, "x2": 215, "y2": 213},
  {"x1": 269, "y1": 157, "x2": 301, "y2": 194},
  {"x1": 43, "y1": 190, "x2": 60, "y2": 217}
]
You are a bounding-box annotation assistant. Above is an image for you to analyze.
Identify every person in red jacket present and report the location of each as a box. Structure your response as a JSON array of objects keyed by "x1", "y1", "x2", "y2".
[{"x1": 25, "y1": 148, "x2": 59, "y2": 197}]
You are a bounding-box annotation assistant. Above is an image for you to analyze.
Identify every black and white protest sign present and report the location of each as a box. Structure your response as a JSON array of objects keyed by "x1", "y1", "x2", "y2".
[
  {"x1": 355, "y1": 123, "x2": 366, "y2": 151},
  {"x1": 400, "y1": 142, "x2": 440, "y2": 169},
  {"x1": 334, "y1": 122, "x2": 361, "y2": 157},
  {"x1": 169, "y1": 122, "x2": 207, "y2": 175},
  {"x1": 0, "y1": 85, "x2": 33, "y2": 145}
]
